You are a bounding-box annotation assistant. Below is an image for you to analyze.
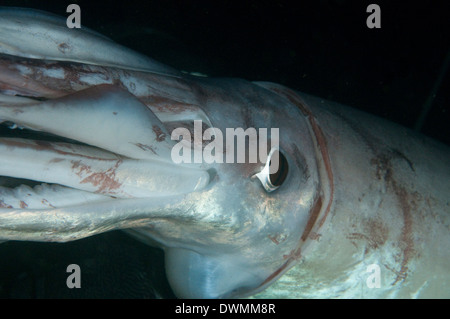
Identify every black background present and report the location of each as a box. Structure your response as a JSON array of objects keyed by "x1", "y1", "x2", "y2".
[{"x1": 0, "y1": 0, "x2": 449, "y2": 299}]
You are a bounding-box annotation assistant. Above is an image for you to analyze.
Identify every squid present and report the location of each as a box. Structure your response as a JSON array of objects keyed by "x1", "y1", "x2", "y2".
[{"x1": 0, "y1": 7, "x2": 449, "y2": 298}]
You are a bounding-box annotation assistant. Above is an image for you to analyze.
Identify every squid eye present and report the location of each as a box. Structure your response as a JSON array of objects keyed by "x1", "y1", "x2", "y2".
[{"x1": 254, "y1": 148, "x2": 289, "y2": 192}]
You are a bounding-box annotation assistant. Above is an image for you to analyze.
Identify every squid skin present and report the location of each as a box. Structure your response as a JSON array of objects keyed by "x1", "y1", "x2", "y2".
[
  {"x1": 0, "y1": 7, "x2": 449, "y2": 298},
  {"x1": 252, "y1": 89, "x2": 450, "y2": 298}
]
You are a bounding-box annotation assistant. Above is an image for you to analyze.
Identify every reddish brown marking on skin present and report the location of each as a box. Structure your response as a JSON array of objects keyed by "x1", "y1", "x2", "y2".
[
  {"x1": 392, "y1": 187, "x2": 414, "y2": 285},
  {"x1": 152, "y1": 125, "x2": 166, "y2": 142},
  {"x1": 19, "y1": 201, "x2": 28, "y2": 209},
  {"x1": 71, "y1": 160, "x2": 92, "y2": 177},
  {"x1": 0, "y1": 55, "x2": 118, "y2": 98},
  {"x1": 384, "y1": 264, "x2": 407, "y2": 283},
  {"x1": 80, "y1": 160, "x2": 123, "y2": 194},
  {"x1": 346, "y1": 218, "x2": 388, "y2": 254},
  {"x1": 256, "y1": 246, "x2": 303, "y2": 290},
  {"x1": 309, "y1": 232, "x2": 322, "y2": 241},
  {"x1": 1, "y1": 55, "x2": 193, "y2": 109},
  {"x1": 259, "y1": 261, "x2": 290, "y2": 287},
  {"x1": 282, "y1": 247, "x2": 302, "y2": 261},
  {"x1": 145, "y1": 95, "x2": 198, "y2": 114},
  {"x1": 347, "y1": 233, "x2": 362, "y2": 249},
  {"x1": 57, "y1": 43, "x2": 71, "y2": 54},
  {"x1": 81, "y1": 173, "x2": 121, "y2": 193},
  {"x1": 60, "y1": 63, "x2": 112, "y2": 91},
  {"x1": 135, "y1": 143, "x2": 157, "y2": 155},
  {"x1": 0, "y1": 60, "x2": 65, "y2": 97},
  {"x1": 0, "y1": 200, "x2": 13, "y2": 209},
  {"x1": 371, "y1": 153, "x2": 416, "y2": 284},
  {"x1": 366, "y1": 219, "x2": 388, "y2": 248},
  {"x1": 301, "y1": 196, "x2": 323, "y2": 241},
  {"x1": 309, "y1": 122, "x2": 333, "y2": 228},
  {"x1": 268, "y1": 235, "x2": 279, "y2": 245},
  {"x1": 41, "y1": 199, "x2": 55, "y2": 208},
  {"x1": 34, "y1": 140, "x2": 51, "y2": 148},
  {"x1": 71, "y1": 160, "x2": 127, "y2": 195},
  {"x1": 0, "y1": 138, "x2": 117, "y2": 162},
  {"x1": 71, "y1": 159, "x2": 122, "y2": 194},
  {"x1": 347, "y1": 233, "x2": 378, "y2": 255},
  {"x1": 268, "y1": 234, "x2": 286, "y2": 245},
  {"x1": 49, "y1": 158, "x2": 64, "y2": 163}
]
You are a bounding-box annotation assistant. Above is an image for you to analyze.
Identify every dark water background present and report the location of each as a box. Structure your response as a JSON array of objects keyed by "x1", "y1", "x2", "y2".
[{"x1": 0, "y1": 0, "x2": 449, "y2": 298}]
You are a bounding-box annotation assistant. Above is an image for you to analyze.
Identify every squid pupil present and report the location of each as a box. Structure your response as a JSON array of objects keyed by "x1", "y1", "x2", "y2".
[{"x1": 269, "y1": 150, "x2": 288, "y2": 187}]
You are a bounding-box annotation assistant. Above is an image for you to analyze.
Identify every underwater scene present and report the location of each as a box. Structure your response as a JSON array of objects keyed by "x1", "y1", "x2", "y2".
[{"x1": 0, "y1": 0, "x2": 449, "y2": 300}]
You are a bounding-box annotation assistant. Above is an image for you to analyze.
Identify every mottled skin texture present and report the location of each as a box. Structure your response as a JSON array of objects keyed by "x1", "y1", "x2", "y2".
[
  {"x1": 0, "y1": 7, "x2": 449, "y2": 298},
  {"x1": 254, "y1": 93, "x2": 450, "y2": 298}
]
